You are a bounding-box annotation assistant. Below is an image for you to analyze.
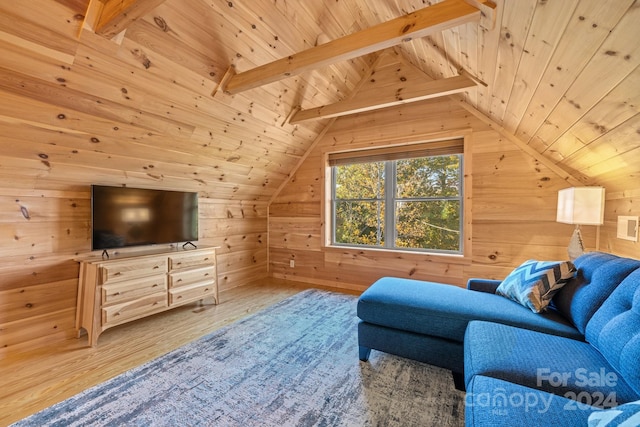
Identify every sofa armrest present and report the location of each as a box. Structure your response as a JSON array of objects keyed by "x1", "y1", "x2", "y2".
[{"x1": 467, "y1": 278, "x2": 501, "y2": 294}]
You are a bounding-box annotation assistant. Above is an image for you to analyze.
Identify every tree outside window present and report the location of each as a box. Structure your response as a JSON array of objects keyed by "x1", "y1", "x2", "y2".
[{"x1": 332, "y1": 152, "x2": 463, "y2": 254}]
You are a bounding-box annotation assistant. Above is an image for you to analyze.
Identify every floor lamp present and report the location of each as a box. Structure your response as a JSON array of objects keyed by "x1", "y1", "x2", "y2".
[{"x1": 556, "y1": 187, "x2": 605, "y2": 261}]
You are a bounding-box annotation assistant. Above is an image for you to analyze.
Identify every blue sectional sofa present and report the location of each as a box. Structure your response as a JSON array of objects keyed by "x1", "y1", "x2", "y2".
[{"x1": 357, "y1": 252, "x2": 640, "y2": 426}]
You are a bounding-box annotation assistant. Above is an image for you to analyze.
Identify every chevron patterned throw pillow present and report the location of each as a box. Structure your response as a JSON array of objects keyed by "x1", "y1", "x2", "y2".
[
  {"x1": 496, "y1": 259, "x2": 576, "y2": 313},
  {"x1": 588, "y1": 399, "x2": 640, "y2": 426}
]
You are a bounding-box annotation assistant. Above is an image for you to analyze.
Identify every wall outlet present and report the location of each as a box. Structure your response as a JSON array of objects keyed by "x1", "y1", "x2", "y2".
[{"x1": 289, "y1": 259, "x2": 295, "y2": 268}]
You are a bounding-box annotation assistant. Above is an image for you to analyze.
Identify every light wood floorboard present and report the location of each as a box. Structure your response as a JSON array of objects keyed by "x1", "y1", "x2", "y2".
[{"x1": 0, "y1": 279, "x2": 359, "y2": 427}]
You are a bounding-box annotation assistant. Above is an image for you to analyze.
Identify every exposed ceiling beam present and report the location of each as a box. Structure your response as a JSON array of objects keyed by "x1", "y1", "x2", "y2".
[
  {"x1": 268, "y1": 54, "x2": 386, "y2": 205},
  {"x1": 94, "y1": 0, "x2": 167, "y2": 39},
  {"x1": 222, "y1": 0, "x2": 496, "y2": 95},
  {"x1": 289, "y1": 74, "x2": 477, "y2": 123}
]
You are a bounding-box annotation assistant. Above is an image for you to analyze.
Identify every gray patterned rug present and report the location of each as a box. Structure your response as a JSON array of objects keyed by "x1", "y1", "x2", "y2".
[{"x1": 12, "y1": 289, "x2": 465, "y2": 426}]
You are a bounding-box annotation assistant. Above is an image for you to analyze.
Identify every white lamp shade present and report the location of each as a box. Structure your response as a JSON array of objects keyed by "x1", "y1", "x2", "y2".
[{"x1": 556, "y1": 187, "x2": 605, "y2": 225}]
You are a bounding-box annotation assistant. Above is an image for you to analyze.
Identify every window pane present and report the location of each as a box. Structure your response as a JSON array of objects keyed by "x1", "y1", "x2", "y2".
[
  {"x1": 396, "y1": 155, "x2": 460, "y2": 198},
  {"x1": 334, "y1": 201, "x2": 385, "y2": 246},
  {"x1": 335, "y1": 162, "x2": 385, "y2": 199},
  {"x1": 395, "y1": 200, "x2": 460, "y2": 251}
]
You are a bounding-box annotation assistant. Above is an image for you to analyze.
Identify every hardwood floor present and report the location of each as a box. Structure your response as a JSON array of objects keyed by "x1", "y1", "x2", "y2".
[{"x1": 0, "y1": 279, "x2": 359, "y2": 426}]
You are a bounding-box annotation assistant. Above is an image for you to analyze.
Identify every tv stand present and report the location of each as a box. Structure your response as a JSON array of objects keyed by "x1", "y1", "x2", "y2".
[{"x1": 75, "y1": 246, "x2": 218, "y2": 346}]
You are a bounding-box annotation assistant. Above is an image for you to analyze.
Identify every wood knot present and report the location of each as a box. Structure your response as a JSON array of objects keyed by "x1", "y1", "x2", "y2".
[
  {"x1": 20, "y1": 206, "x2": 31, "y2": 220},
  {"x1": 153, "y1": 16, "x2": 170, "y2": 32}
]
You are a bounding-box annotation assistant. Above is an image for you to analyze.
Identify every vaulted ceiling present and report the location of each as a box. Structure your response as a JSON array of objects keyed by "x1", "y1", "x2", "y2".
[{"x1": 1, "y1": 0, "x2": 638, "y2": 199}]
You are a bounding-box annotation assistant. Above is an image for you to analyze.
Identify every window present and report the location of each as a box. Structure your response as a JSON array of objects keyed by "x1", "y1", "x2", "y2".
[{"x1": 329, "y1": 140, "x2": 464, "y2": 254}]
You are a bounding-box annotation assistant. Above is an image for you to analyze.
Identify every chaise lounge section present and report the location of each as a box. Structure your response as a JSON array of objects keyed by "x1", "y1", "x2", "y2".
[{"x1": 357, "y1": 251, "x2": 640, "y2": 425}]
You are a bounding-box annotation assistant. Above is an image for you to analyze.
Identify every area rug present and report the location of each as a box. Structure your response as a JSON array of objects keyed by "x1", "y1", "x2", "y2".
[{"x1": 13, "y1": 289, "x2": 465, "y2": 427}]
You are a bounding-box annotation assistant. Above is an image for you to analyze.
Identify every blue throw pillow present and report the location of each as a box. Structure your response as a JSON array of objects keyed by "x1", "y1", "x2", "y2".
[
  {"x1": 496, "y1": 260, "x2": 576, "y2": 313},
  {"x1": 588, "y1": 400, "x2": 640, "y2": 426}
]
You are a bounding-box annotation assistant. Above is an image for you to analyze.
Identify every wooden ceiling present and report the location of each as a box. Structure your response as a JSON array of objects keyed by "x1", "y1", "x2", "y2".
[{"x1": 1, "y1": 0, "x2": 638, "y2": 199}]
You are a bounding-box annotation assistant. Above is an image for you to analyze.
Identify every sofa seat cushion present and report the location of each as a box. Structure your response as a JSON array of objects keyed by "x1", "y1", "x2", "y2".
[
  {"x1": 553, "y1": 252, "x2": 640, "y2": 334},
  {"x1": 465, "y1": 375, "x2": 598, "y2": 427},
  {"x1": 586, "y1": 268, "x2": 640, "y2": 396},
  {"x1": 357, "y1": 277, "x2": 582, "y2": 344},
  {"x1": 464, "y1": 321, "x2": 640, "y2": 407}
]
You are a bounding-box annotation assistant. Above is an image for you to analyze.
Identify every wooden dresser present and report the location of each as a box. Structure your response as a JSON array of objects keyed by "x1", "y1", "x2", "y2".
[{"x1": 76, "y1": 246, "x2": 218, "y2": 346}]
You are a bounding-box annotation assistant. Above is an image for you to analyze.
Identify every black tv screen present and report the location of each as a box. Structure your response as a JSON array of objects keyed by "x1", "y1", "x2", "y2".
[{"x1": 91, "y1": 185, "x2": 198, "y2": 251}]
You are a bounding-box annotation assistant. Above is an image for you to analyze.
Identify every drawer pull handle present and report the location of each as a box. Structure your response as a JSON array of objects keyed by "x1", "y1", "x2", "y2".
[
  {"x1": 177, "y1": 296, "x2": 182, "y2": 299},
  {"x1": 114, "y1": 272, "x2": 122, "y2": 276},
  {"x1": 114, "y1": 292, "x2": 120, "y2": 296},
  {"x1": 115, "y1": 312, "x2": 120, "y2": 316},
  {"x1": 204, "y1": 258, "x2": 209, "y2": 261},
  {"x1": 152, "y1": 284, "x2": 158, "y2": 288},
  {"x1": 204, "y1": 273, "x2": 209, "y2": 276},
  {"x1": 177, "y1": 279, "x2": 183, "y2": 283},
  {"x1": 205, "y1": 288, "x2": 209, "y2": 292},
  {"x1": 153, "y1": 266, "x2": 159, "y2": 270}
]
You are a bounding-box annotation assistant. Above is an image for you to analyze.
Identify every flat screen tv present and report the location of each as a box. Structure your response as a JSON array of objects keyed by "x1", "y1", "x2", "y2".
[{"x1": 91, "y1": 185, "x2": 198, "y2": 251}]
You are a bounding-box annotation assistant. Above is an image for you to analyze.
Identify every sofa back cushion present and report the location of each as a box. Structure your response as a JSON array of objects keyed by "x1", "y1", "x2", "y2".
[
  {"x1": 552, "y1": 252, "x2": 640, "y2": 334},
  {"x1": 586, "y1": 268, "x2": 640, "y2": 396}
]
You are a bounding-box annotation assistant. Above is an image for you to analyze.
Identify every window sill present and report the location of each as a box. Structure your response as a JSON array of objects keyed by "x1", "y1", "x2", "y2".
[{"x1": 323, "y1": 245, "x2": 471, "y2": 265}]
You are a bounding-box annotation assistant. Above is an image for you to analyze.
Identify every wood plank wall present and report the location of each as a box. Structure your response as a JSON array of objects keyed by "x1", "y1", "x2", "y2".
[
  {"x1": 1, "y1": 0, "x2": 637, "y2": 357},
  {"x1": 269, "y1": 97, "x2": 595, "y2": 290},
  {"x1": 0, "y1": 189, "x2": 267, "y2": 355},
  {"x1": 0, "y1": 0, "x2": 282, "y2": 355}
]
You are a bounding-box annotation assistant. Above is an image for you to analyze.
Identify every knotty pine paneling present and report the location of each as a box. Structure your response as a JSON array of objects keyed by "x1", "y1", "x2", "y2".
[
  {"x1": 269, "y1": 97, "x2": 578, "y2": 289},
  {"x1": 0, "y1": 187, "x2": 268, "y2": 355},
  {"x1": 1, "y1": 0, "x2": 639, "y2": 356}
]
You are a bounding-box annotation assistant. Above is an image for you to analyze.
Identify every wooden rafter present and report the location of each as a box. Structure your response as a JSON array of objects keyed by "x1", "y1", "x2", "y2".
[
  {"x1": 94, "y1": 0, "x2": 167, "y2": 39},
  {"x1": 268, "y1": 54, "x2": 386, "y2": 205},
  {"x1": 290, "y1": 74, "x2": 476, "y2": 123},
  {"x1": 222, "y1": 0, "x2": 495, "y2": 95}
]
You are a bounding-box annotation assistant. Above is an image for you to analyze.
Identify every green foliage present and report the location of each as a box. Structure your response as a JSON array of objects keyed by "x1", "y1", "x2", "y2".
[
  {"x1": 334, "y1": 162, "x2": 385, "y2": 246},
  {"x1": 395, "y1": 200, "x2": 460, "y2": 250},
  {"x1": 395, "y1": 155, "x2": 461, "y2": 250},
  {"x1": 335, "y1": 201, "x2": 385, "y2": 246},
  {"x1": 396, "y1": 156, "x2": 460, "y2": 198},
  {"x1": 333, "y1": 155, "x2": 462, "y2": 252},
  {"x1": 334, "y1": 162, "x2": 385, "y2": 199}
]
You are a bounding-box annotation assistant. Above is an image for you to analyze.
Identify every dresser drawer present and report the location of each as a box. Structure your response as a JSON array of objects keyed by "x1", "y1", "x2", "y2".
[
  {"x1": 102, "y1": 292, "x2": 168, "y2": 327},
  {"x1": 100, "y1": 258, "x2": 167, "y2": 284},
  {"x1": 102, "y1": 275, "x2": 167, "y2": 305},
  {"x1": 168, "y1": 251, "x2": 215, "y2": 271},
  {"x1": 169, "y1": 266, "x2": 216, "y2": 289},
  {"x1": 169, "y1": 282, "x2": 215, "y2": 306}
]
